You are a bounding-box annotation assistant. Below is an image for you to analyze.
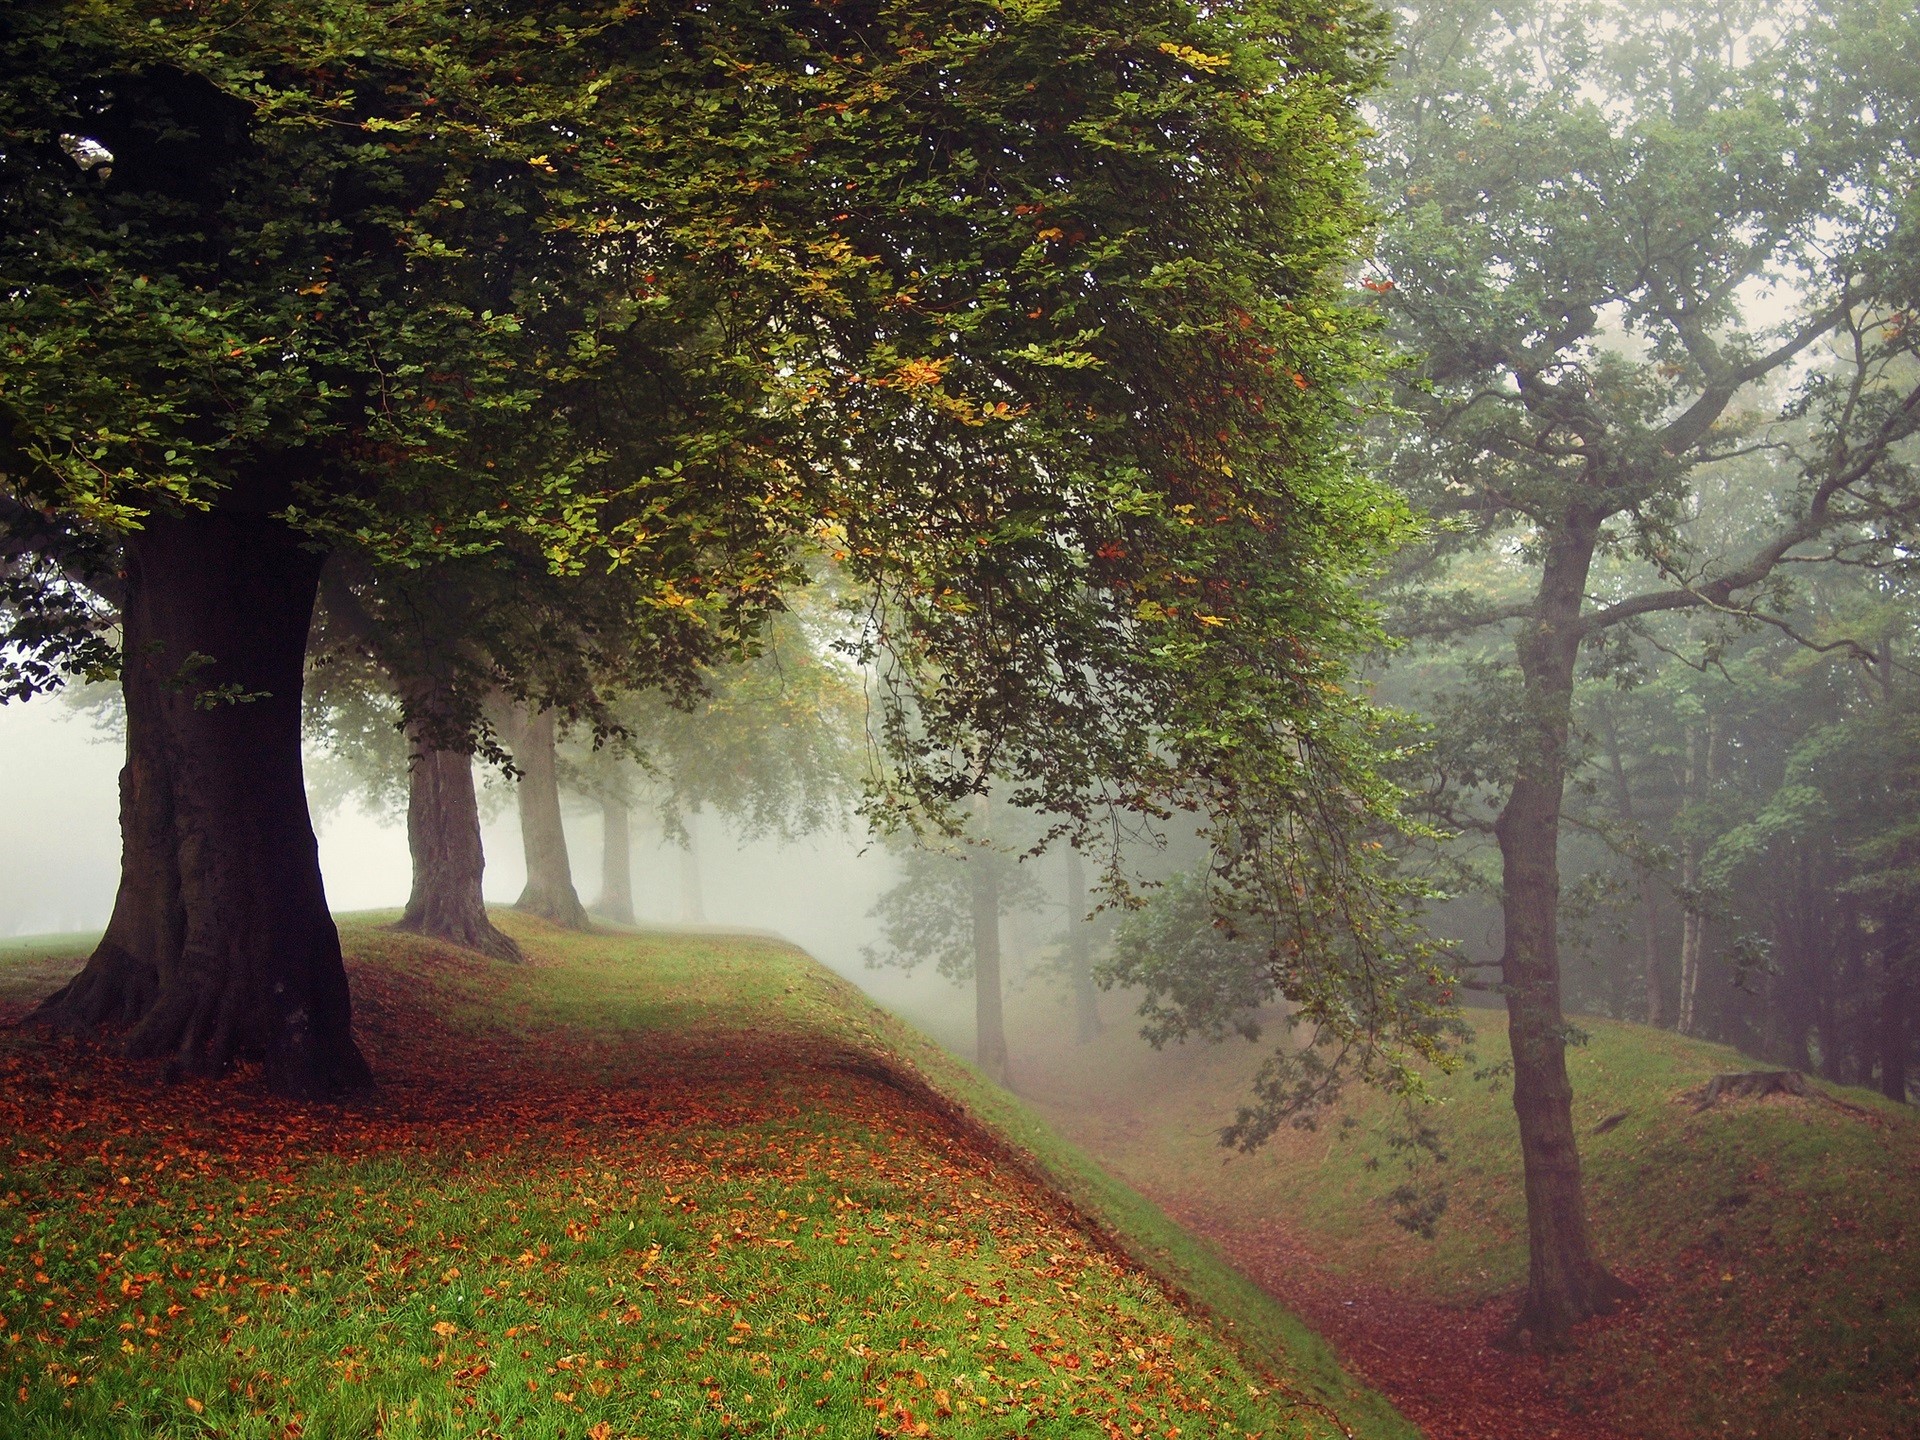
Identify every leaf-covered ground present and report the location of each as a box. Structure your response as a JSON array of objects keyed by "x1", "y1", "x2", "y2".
[
  {"x1": 1012, "y1": 998, "x2": 1920, "y2": 1440},
  {"x1": 0, "y1": 918, "x2": 1408, "y2": 1440}
]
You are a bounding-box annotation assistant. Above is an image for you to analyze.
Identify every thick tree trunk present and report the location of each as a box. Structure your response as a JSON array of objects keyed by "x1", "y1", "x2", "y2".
[
  {"x1": 503, "y1": 704, "x2": 589, "y2": 929},
  {"x1": 36, "y1": 511, "x2": 368, "y2": 1097},
  {"x1": 595, "y1": 794, "x2": 636, "y2": 925},
  {"x1": 1496, "y1": 513, "x2": 1630, "y2": 1346},
  {"x1": 1065, "y1": 848, "x2": 1101, "y2": 1043},
  {"x1": 394, "y1": 729, "x2": 521, "y2": 962}
]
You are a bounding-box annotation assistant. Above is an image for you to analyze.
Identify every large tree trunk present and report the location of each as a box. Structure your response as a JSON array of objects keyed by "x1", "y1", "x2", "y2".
[
  {"x1": 36, "y1": 511, "x2": 369, "y2": 1097},
  {"x1": 502, "y1": 703, "x2": 589, "y2": 929},
  {"x1": 1496, "y1": 513, "x2": 1630, "y2": 1346},
  {"x1": 596, "y1": 794, "x2": 636, "y2": 925},
  {"x1": 1065, "y1": 848, "x2": 1101, "y2": 1043},
  {"x1": 394, "y1": 727, "x2": 521, "y2": 962}
]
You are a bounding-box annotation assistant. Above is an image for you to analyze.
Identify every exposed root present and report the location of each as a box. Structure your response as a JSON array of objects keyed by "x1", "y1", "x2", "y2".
[{"x1": 393, "y1": 914, "x2": 524, "y2": 964}]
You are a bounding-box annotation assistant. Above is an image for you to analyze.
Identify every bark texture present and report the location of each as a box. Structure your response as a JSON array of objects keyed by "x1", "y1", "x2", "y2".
[
  {"x1": 1497, "y1": 513, "x2": 1631, "y2": 1346},
  {"x1": 395, "y1": 730, "x2": 521, "y2": 961},
  {"x1": 595, "y1": 794, "x2": 636, "y2": 925},
  {"x1": 503, "y1": 704, "x2": 590, "y2": 929},
  {"x1": 36, "y1": 511, "x2": 369, "y2": 1097}
]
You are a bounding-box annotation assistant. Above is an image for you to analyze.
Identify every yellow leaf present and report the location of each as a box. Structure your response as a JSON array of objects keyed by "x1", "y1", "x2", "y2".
[{"x1": 1157, "y1": 41, "x2": 1231, "y2": 71}]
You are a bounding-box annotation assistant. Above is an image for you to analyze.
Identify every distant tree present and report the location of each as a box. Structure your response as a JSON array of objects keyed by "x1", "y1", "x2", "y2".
[
  {"x1": 1063, "y1": 848, "x2": 1104, "y2": 1045},
  {"x1": 564, "y1": 606, "x2": 866, "y2": 926},
  {"x1": 1371, "y1": 0, "x2": 1920, "y2": 1340},
  {"x1": 867, "y1": 797, "x2": 1047, "y2": 1087}
]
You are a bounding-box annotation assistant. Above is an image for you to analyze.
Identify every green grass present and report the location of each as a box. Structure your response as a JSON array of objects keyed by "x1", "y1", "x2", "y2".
[
  {"x1": 0, "y1": 915, "x2": 1411, "y2": 1440},
  {"x1": 1013, "y1": 999, "x2": 1920, "y2": 1440}
]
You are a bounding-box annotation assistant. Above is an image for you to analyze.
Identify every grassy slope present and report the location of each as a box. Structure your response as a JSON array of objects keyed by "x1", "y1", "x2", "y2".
[
  {"x1": 1012, "y1": 999, "x2": 1920, "y2": 1440},
  {"x1": 0, "y1": 916, "x2": 1411, "y2": 1440}
]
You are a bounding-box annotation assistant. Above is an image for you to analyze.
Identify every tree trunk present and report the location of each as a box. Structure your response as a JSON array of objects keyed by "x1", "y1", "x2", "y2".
[
  {"x1": 1496, "y1": 512, "x2": 1630, "y2": 1346},
  {"x1": 394, "y1": 728, "x2": 521, "y2": 962},
  {"x1": 679, "y1": 812, "x2": 706, "y2": 924},
  {"x1": 1677, "y1": 719, "x2": 1716, "y2": 1036},
  {"x1": 972, "y1": 858, "x2": 1011, "y2": 1085},
  {"x1": 1596, "y1": 702, "x2": 1663, "y2": 1027},
  {"x1": 504, "y1": 704, "x2": 589, "y2": 929},
  {"x1": 1066, "y1": 848, "x2": 1101, "y2": 1043},
  {"x1": 596, "y1": 794, "x2": 636, "y2": 925},
  {"x1": 1880, "y1": 949, "x2": 1911, "y2": 1104},
  {"x1": 36, "y1": 510, "x2": 369, "y2": 1097}
]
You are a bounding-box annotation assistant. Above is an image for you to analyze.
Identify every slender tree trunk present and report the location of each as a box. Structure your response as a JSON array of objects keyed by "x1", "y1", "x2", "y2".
[
  {"x1": 970, "y1": 795, "x2": 1012, "y2": 1084},
  {"x1": 503, "y1": 704, "x2": 589, "y2": 929},
  {"x1": 36, "y1": 511, "x2": 369, "y2": 1097},
  {"x1": 394, "y1": 727, "x2": 521, "y2": 962},
  {"x1": 679, "y1": 812, "x2": 706, "y2": 924},
  {"x1": 1066, "y1": 848, "x2": 1101, "y2": 1043},
  {"x1": 972, "y1": 860, "x2": 1011, "y2": 1085},
  {"x1": 1596, "y1": 702, "x2": 1663, "y2": 1027},
  {"x1": 596, "y1": 794, "x2": 636, "y2": 925},
  {"x1": 1677, "y1": 719, "x2": 1716, "y2": 1036},
  {"x1": 1880, "y1": 946, "x2": 1911, "y2": 1104},
  {"x1": 1496, "y1": 512, "x2": 1630, "y2": 1346}
]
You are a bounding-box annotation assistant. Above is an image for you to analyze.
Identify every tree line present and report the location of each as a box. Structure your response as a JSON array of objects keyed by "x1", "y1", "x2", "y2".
[{"x1": 5, "y1": 0, "x2": 1917, "y2": 1358}]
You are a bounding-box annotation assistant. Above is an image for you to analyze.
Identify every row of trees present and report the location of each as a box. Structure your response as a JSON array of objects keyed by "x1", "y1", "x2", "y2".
[{"x1": 3, "y1": 0, "x2": 1424, "y2": 1129}]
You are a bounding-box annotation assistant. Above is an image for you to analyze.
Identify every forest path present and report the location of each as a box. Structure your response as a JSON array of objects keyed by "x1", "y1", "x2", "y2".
[
  {"x1": 1012, "y1": 1075, "x2": 1629, "y2": 1440},
  {"x1": 1148, "y1": 1188, "x2": 1627, "y2": 1440}
]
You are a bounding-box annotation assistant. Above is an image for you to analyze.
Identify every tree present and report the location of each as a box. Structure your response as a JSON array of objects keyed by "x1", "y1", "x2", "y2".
[
  {"x1": 311, "y1": 562, "x2": 524, "y2": 961},
  {"x1": 564, "y1": 603, "x2": 866, "y2": 925},
  {"x1": 1372, "y1": 0, "x2": 1920, "y2": 1340},
  {"x1": 867, "y1": 797, "x2": 1047, "y2": 1087},
  {"x1": 1063, "y1": 847, "x2": 1104, "y2": 1044},
  {"x1": 8, "y1": 0, "x2": 1406, "y2": 1095},
  {"x1": 6, "y1": 5, "x2": 771, "y2": 1092}
]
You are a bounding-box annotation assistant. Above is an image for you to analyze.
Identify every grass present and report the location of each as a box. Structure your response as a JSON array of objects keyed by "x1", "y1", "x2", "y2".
[
  {"x1": 1012, "y1": 997, "x2": 1920, "y2": 1440},
  {"x1": 0, "y1": 915, "x2": 1411, "y2": 1440}
]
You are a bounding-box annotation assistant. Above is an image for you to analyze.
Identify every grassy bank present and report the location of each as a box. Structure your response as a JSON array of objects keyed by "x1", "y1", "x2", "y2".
[
  {"x1": 0, "y1": 917, "x2": 1409, "y2": 1440},
  {"x1": 1014, "y1": 998, "x2": 1920, "y2": 1439}
]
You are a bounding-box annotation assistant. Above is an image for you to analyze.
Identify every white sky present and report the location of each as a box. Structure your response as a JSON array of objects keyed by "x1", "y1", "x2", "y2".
[{"x1": 0, "y1": 695, "x2": 908, "y2": 998}]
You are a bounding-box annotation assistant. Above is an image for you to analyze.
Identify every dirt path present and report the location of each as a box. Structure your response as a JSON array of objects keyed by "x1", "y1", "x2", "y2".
[
  {"x1": 1015, "y1": 1076, "x2": 1632, "y2": 1440},
  {"x1": 1146, "y1": 1190, "x2": 1631, "y2": 1440}
]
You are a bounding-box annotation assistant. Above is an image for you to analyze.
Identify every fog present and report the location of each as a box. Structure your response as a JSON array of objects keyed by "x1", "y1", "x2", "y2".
[{"x1": 0, "y1": 690, "x2": 985, "y2": 1039}]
